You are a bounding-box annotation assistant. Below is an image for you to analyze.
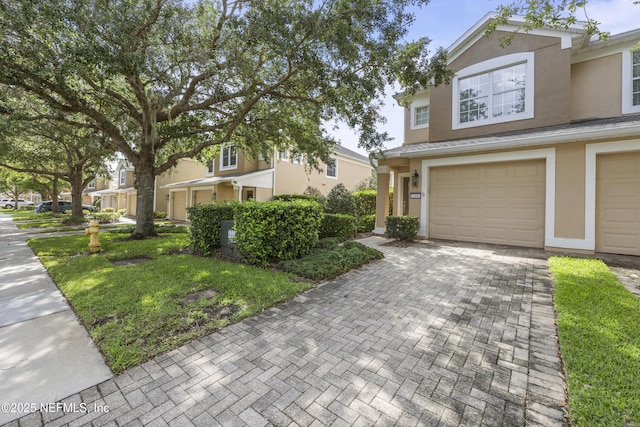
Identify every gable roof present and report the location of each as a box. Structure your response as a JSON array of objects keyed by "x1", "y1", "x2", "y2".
[{"x1": 447, "y1": 12, "x2": 587, "y2": 63}]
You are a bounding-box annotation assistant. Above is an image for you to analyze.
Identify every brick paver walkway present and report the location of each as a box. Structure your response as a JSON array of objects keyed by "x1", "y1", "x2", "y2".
[{"x1": 11, "y1": 238, "x2": 566, "y2": 427}]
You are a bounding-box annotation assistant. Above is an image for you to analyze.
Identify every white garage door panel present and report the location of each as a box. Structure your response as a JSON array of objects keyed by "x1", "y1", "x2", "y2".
[
  {"x1": 596, "y1": 152, "x2": 640, "y2": 255},
  {"x1": 430, "y1": 160, "x2": 545, "y2": 248}
]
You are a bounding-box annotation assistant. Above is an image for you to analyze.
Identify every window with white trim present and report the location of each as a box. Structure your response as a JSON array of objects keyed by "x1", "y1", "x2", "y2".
[
  {"x1": 119, "y1": 169, "x2": 126, "y2": 185},
  {"x1": 622, "y1": 48, "x2": 640, "y2": 114},
  {"x1": 414, "y1": 106, "x2": 429, "y2": 127},
  {"x1": 279, "y1": 149, "x2": 289, "y2": 161},
  {"x1": 633, "y1": 50, "x2": 640, "y2": 107},
  {"x1": 88, "y1": 182, "x2": 96, "y2": 189},
  {"x1": 205, "y1": 160, "x2": 214, "y2": 175},
  {"x1": 292, "y1": 153, "x2": 302, "y2": 164},
  {"x1": 452, "y1": 52, "x2": 534, "y2": 129},
  {"x1": 326, "y1": 158, "x2": 337, "y2": 178},
  {"x1": 221, "y1": 144, "x2": 237, "y2": 170}
]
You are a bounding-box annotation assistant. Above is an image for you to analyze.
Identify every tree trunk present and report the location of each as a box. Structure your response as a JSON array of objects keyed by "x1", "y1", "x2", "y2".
[
  {"x1": 131, "y1": 164, "x2": 156, "y2": 238},
  {"x1": 70, "y1": 167, "x2": 85, "y2": 219},
  {"x1": 51, "y1": 177, "x2": 59, "y2": 213}
]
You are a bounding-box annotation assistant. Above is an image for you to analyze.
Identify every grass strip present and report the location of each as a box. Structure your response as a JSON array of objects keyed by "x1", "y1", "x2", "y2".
[
  {"x1": 29, "y1": 232, "x2": 310, "y2": 373},
  {"x1": 549, "y1": 256, "x2": 640, "y2": 426}
]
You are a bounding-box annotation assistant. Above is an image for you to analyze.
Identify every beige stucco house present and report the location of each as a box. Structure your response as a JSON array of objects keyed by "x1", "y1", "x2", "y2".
[
  {"x1": 92, "y1": 160, "x2": 137, "y2": 214},
  {"x1": 161, "y1": 145, "x2": 373, "y2": 221},
  {"x1": 376, "y1": 13, "x2": 640, "y2": 256}
]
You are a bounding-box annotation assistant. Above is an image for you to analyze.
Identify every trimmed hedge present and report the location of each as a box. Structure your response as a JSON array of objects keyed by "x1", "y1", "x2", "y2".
[
  {"x1": 319, "y1": 213, "x2": 356, "y2": 241},
  {"x1": 235, "y1": 200, "x2": 322, "y2": 266},
  {"x1": 357, "y1": 214, "x2": 376, "y2": 233},
  {"x1": 92, "y1": 212, "x2": 120, "y2": 224},
  {"x1": 385, "y1": 215, "x2": 419, "y2": 241},
  {"x1": 353, "y1": 189, "x2": 376, "y2": 217},
  {"x1": 272, "y1": 194, "x2": 319, "y2": 203},
  {"x1": 187, "y1": 202, "x2": 237, "y2": 255}
]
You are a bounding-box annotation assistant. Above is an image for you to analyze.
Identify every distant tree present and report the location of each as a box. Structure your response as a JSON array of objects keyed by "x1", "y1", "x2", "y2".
[
  {"x1": 0, "y1": 169, "x2": 38, "y2": 209},
  {"x1": 0, "y1": 99, "x2": 113, "y2": 218},
  {"x1": 0, "y1": 0, "x2": 451, "y2": 238}
]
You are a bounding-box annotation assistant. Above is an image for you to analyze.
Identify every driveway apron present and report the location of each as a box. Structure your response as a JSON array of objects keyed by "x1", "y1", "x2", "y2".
[
  {"x1": 11, "y1": 237, "x2": 565, "y2": 427},
  {"x1": 0, "y1": 213, "x2": 112, "y2": 425}
]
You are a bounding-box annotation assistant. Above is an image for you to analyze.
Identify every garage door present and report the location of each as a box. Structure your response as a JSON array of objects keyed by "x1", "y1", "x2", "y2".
[
  {"x1": 429, "y1": 159, "x2": 545, "y2": 247},
  {"x1": 172, "y1": 192, "x2": 187, "y2": 221},
  {"x1": 194, "y1": 190, "x2": 212, "y2": 205},
  {"x1": 596, "y1": 151, "x2": 640, "y2": 256}
]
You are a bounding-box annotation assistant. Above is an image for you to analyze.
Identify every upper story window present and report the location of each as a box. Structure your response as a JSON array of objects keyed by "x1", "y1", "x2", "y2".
[
  {"x1": 292, "y1": 153, "x2": 302, "y2": 165},
  {"x1": 623, "y1": 49, "x2": 640, "y2": 114},
  {"x1": 414, "y1": 106, "x2": 430, "y2": 127},
  {"x1": 326, "y1": 158, "x2": 337, "y2": 178},
  {"x1": 634, "y1": 51, "x2": 640, "y2": 106},
  {"x1": 119, "y1": 169, "x2": 126, "y2": 185},
  {"x1": 279, "y1": 149, "x2": 289, "y2": 161},
  {"x1": 87, "y1": 182, "x2": 96, "y2": 189},
  {"x1": 205, "y1": 160, "x2": 214, "y2": 175},
  {"x1": 452, "y1": 52, "x2": 534, "y2": 130},
  {"x1": 221, "y1": 144, "x2": 237, "y2": 170}
]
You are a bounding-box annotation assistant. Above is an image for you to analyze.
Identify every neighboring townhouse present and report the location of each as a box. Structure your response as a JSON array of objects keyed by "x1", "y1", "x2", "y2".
[
  {"x1": 376, "y1": 13, "x2": 640, "y2": 256},
  {"x1": 94, "y1": 159, "x2": 136, "y2": 214},
  {"x1": 161, "y1": 144, "x2": 373, "y2": 221},
  {"x1": 81, "y1": 178, "x2": 111, "y2": 206}
]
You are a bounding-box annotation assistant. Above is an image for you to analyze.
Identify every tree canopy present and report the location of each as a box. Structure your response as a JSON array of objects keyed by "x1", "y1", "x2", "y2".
[{"x1": 0, "y1": 0, "x2": 450, "y2": 237}]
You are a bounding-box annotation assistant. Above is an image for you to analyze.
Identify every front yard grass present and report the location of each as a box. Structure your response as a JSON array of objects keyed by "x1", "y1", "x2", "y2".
[
  {"x1": 549, "y1": 257, "x2": 640, "y2": 426},
  {"x1": 29, "y1": 231, "x2": 310, "y2": 373}
]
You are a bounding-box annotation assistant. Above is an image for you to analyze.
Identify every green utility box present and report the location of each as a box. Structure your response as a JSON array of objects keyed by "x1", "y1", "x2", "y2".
[{"x1": 220, "y1": 220, "x2": 239, "y2": 258}]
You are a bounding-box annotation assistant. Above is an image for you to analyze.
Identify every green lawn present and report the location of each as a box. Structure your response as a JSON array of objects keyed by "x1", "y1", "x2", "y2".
[
  {"x1": 549, "y1": 257, "x2": 640, "y2": 426},
  {"x1": 29, "y1": 232, "x2": 310, "y2": 373}
]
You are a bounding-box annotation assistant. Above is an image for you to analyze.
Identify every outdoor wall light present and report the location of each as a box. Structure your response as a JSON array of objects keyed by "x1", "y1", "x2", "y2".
[
  {"x1": 211, "y1": 192, "x2": 217, "y2": 202},
  {"x1": 165, "y1": 194, "x2": 170, "y2": 202},
  {"x1": 412, "y1": 169, "x2": 419, "y2": 187}
]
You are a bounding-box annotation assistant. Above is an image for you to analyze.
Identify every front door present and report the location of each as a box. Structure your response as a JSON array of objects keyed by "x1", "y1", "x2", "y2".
[{"x1": 402, "y1": 177, "x2": 410, "y2": 216}]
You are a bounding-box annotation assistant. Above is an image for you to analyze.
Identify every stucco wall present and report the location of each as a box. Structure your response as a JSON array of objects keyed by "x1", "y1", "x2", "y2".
[
  {"x1": 570, "y1": 53, "x2": 622, "y2": 120},
  {"x1": 429, "y1": 31, "x2": 571, "y2": 142}
]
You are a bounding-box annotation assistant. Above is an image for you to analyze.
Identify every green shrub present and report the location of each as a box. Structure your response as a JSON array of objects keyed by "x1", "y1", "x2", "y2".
[
  {"x1": 154, "y1": 211, "x2": 167, "y2": 219},
  {"x1": 352, "y1": 189, "x2": 376, "y2": 217},
  {"x1": 281, "y1": 241, "x2": 383, "y2": 280},
  {"x1": 235, "y1": 200, "x2": 322, "y2": 266},
  {"x1": 303, "y1": 186, "x2": 325, "y2": 206},
  {"x1": 357, "y1": 214, "x2": 376, "y2": 233},
  {"x1": 325, "y1": 183, "x2": 356, "y2": 215},
  {"x1": 186, "y1": 202, "x2": 238, "y2": 256},
  {"x1": 101, "y1": 207, "x2": 115, "y2": 213},
  {"x1": 116, "y1": 209, "x2": 127, "y2": 216},
  {"x1": 319, "y1": 213, "x2": 356, "y2": 241},
  {"x1": 385, "y1": 215, "x2": 419, "y2": 241},
  {"x1": 314, "y1": 237, "x2": 340, "y2": 250},
  {"x1": 92, "y1": 212, "x2": 120, "y2": 224},
  {"x1": 272, "y1": 194, "x2": 319, "y2": 203}
]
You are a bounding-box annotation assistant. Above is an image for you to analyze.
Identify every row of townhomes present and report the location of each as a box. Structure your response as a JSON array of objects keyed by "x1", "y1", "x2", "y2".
[
  {"x1": 375, "y1": 13, "x2": 640, "y2": 256},
  {"x1": 83, "y1": 145, "x2": 372, "y2": 221}
]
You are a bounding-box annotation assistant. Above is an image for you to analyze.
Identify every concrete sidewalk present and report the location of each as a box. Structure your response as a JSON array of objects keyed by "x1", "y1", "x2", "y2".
[{"x1": 0, "y1": 213, "x2": 112, "y2": 425}]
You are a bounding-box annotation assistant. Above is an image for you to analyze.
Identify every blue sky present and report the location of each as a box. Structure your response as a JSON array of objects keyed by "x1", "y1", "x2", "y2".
[{"x1": 331, "y1": 0, "x2": 640, "y2": 155}]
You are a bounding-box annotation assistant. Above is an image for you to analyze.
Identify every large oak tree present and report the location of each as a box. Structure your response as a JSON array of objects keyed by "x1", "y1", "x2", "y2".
[{"x1": 0, "y1": 0, "x2": 448, "y2": 237}]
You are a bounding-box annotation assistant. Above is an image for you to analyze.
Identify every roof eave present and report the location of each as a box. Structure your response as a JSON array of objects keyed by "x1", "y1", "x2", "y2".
[{"x1": 385, "y1": 123, "x2": 640, "y2": 159}]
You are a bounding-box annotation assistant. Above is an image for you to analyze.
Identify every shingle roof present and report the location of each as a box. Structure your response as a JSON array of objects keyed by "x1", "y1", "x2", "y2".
[
  {"x1": 384, "y1": 114, "x2": 640, "y2": 158},
  {"x1": 335, "y1": 145, "x2": 370, "y2": 162}
]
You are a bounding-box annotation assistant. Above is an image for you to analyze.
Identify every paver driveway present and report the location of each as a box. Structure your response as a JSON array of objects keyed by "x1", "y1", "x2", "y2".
[{"x1": 14, "y1": 237, "x2": 566, "y2": 427}]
